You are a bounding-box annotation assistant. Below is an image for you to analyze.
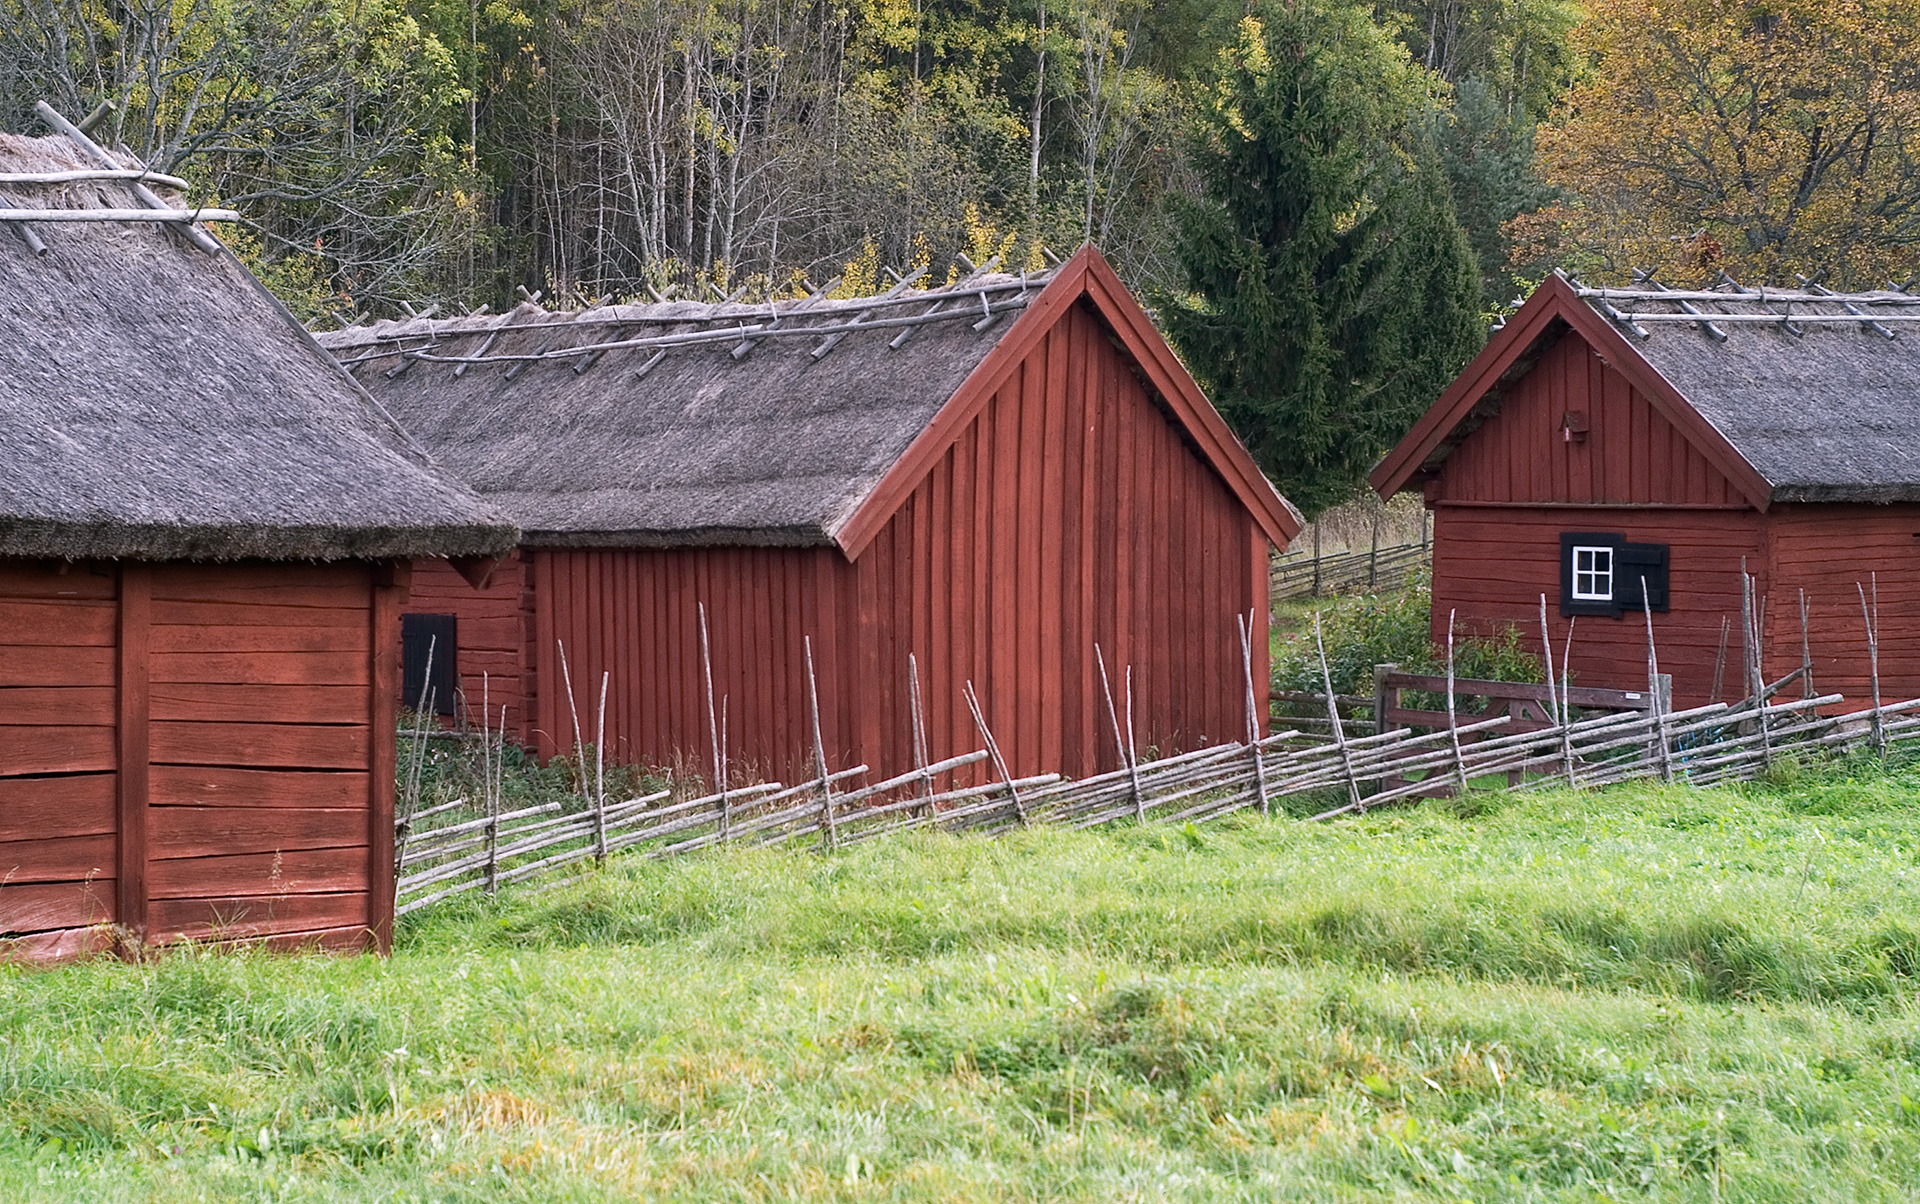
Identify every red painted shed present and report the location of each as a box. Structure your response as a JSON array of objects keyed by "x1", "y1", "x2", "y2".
[
  {"x1": 0, "y1": 131, "x2": 514, "y2": 963},
  {"x1": 1372, "y1": 272, "x2": 1920, "y2": 706},
  {"x1": 322, "y1": 246, "x2": 1300, "y2": 782}
]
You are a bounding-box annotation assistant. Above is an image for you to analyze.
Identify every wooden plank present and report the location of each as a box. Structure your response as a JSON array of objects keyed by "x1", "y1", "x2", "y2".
[
  {"x1": 150, "y1": 650, "x2": 370, "y2": 686},
  {"x1": 149, "y1": 600, "x2": 366, "y2": 628},
  {"x1": 150, "y1": 766, "x2": 368, "y2": 809},
  {"x1": 0, "y1": 562, "x2": 116, "y2": 600},
  {"x1": 150, "y1": 625, "x2": 368, "y2": 654},
  {"x1": 146, "y1": 891, "x2": 369, "y2": 942},
  {"x1": 0, "y1": 879, "x2": 114, "y2": 933},
  {"x1": 0, "y1": 773, "x2": 116, "y2": 841},
  {"x1": 0, "y1": 726, "x2": 115, "y2": 776},
  {"x1": 150, "y1": 721, "x2": 369, "y2": 769},
  {"x1": 0, "y1": 646, "x2": 114, "y2": 687},
  {"x1": 150, "y1": 683, "x2": 369, "y2": 724},
  {"x1": 118, "y1": 562, "x2": 150, "y2": 949},
  {"x1": 0, "y1": 833, "x2": 115, "y2": 884},
  {"x1": 151, "y1": 562, "x2": 370, "y2": 604},
  {"x1": 0, "y1": 923, "x2": 114, "y2": 964},
  {"x1": 0, "y1": 599, "x2": 116, "y2": 646},
  {"x1": 370, "y1": 562, "x2": 402, "y2": 952},
  {"x1": 0, "y1": 687, "x2": 117, "y2": 725},
  {"x1": 148, "y1": 807, "x2": 366, "y2": 858},
  {"x1": 147, "y1": 846, "x2": 370, "y2": 899}
]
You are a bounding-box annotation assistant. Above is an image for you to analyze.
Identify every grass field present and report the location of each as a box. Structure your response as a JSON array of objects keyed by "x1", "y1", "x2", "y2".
[{"x1": 6, "y1": 764, "x2": 1920, "y2": 1201}]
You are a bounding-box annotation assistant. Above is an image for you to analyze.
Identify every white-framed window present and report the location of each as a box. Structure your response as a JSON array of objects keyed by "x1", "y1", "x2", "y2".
[{"x1": 1571, "y1": 545, "x2": 1614, "y2": 602}]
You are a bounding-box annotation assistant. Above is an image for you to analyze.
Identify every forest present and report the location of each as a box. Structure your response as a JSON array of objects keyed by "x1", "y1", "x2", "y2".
[{"x1": 4, "y1": 0, "x2": 1919, "y2": 509}]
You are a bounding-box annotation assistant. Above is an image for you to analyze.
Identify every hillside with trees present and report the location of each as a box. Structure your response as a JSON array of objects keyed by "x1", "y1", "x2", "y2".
[{"x1": 4, "y1": 0, "x2": 1916, "y2": 512}]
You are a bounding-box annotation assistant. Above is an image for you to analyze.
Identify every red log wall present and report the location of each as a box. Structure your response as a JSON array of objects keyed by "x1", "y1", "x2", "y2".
[
  {"x1": 419, "y1": 300, "x2": 1272, "y2": 782},
  {"x1": 0, "y1": 558, "x2": 399, "y2": 963}
]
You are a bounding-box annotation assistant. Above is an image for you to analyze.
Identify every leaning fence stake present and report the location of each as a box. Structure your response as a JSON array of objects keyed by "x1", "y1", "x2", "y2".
[
  {"x1": 1313, "y1": 613, "x2": 1364, "y2": 810},
  {"x1": 1859, "y1": 579, "x2": 1884, "y2": 755},
  {"x1": 1711, "y1": 614, "x2": 1730, "y2": 704},
  {"x1": 804, "y1": 636, "x2": 839, "y2": 850},
  {"x1": 1095, "y1": 645, "x2": 1143, "y2": 819},
  {"x1": 557, "y1": 639, "x2": 592, "y2": 810},
  {"x1": 1561, "y1": 616, "x2": 1579, "y2": 786},
  {"x1": 1642, "y1": 577, "x2": 1673, "y2": 783},
  {"x1": 964, "y1": 680, "x2": 1025, "y2": 825},
  {"x1": 1798, "y1": 588, "x2": 1814, "y2": 699},
  {"x1": 698, "y1": 603, "x2": 729, "y2": 837},
  {"x1": 908, "y1": 653, "x2": 935, "y2": 816},
  {"x1": 1444, "y1": 611, "x2": 1469, "y2": 796},
  {"x1": 1238, "y1": 613, "x2": 1272, "y2": 817},
  {"x1": 1539, "y1": 595, "x2": 1575, "y2": 786},
  {"x1": 593, "y1": 670, "x2": 609, "y2": 862}
]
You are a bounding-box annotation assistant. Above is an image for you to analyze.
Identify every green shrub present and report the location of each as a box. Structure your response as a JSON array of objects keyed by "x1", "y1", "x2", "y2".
[{"x1": 1273, "y1": 571, "x2": 1543, "y2": 696}]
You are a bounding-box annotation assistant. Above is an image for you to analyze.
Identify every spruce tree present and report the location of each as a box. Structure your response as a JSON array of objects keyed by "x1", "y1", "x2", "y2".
[{"x1": 1161, "y1": 3, "x2": 1486, "y2": 519}]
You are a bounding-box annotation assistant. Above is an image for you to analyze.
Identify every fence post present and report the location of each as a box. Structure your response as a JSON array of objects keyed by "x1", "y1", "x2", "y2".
[
  {"x1": 1313, "y1": 614, "x2": 1363, "y2": 810},
  {"x1": 1311, "y1": 523, "x2": 1322, "y2": 597},
  {"x1": 698, "y1": 603, "x2": 729, "y2": 839},
  {"x1": 1095, "y1": 645, "x2": 1143, "y2": 820},
  {"x1": 1371, "y1": 662, "x2": 1398, "y2": 792},
  {"x1": 1444, "y1": 612, "x2": 1469, "y2": 796},
  {"x1": 1642, "y1": 578, "x2": 1673, "y2": 783},
  {"x1": 804, "y1": 636, "x2": 838, "y2": 850},
  {"x1": 1859, "y1": 578, "x2": 1884, "y2": 756},
  {"x1": 964, "y1": 680, "x2": 1025, "y2": 826},
  {"x1": 1240, "y1": 614, "x2": 1271, "y2": 817}
]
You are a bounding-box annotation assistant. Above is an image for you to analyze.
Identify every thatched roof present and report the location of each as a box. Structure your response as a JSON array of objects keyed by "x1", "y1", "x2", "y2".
[
  {"x1": 0, "y1": 132, "x2": 517, "y2": 562},
  {"x1": 1574, "y1": 284, "x2": 1920, "y2": 503},
  {"x1": 1373, "y1": 273, "x2": 1920, "y2": 507},
  {"x1": 320, "y1": 269, "x2": 1052, "y2": 547}
]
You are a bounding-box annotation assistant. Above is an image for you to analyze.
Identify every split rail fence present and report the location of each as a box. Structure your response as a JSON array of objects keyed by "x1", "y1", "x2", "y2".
[{"x1": 395, "y1": 579, "x2": 1920, "y2": 915}]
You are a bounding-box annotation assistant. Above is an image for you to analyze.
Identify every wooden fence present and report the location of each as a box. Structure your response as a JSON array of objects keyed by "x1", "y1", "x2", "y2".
[
  {"x1": 1270, "y1": 540, "x2": 1427, "y2": 599},
  {"x1": 394, "y1": 587, "x2": 1920, "y2": 914}
]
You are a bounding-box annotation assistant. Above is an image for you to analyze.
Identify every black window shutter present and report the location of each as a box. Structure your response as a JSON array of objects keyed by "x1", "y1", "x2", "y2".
[
  {"x1": 402, "y1": 613, "x2": 458, "y2": 715},
  {"x1": 1559, "y1": 532, "x2": 1625, "y2": 618},
  {"x1": 1618, "y1": 542, "x2": 1670, "y2": 613}
]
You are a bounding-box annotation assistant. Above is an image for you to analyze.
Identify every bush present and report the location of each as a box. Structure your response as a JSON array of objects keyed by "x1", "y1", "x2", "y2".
[{"x1": 1273, "y1": 571, "x2": 1542, "y2": 696}]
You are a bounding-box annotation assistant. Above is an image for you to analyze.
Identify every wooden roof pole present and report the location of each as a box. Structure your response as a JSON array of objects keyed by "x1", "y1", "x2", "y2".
[{"x1": 34, "y1": 101, "x2": 223, "y2": 254}]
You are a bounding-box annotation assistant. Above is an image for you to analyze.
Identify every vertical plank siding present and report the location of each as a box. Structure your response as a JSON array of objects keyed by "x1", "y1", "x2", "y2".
[
  {"x1": 1437, "y1": 333, "x2": 1744, "y2": 506},
  {"x1": 1421, "y1": 325, "x2": 1920, "y2": 709},
  {"x1": 527, "y1": 301, "x2": 1266, "y2": 783},
  {"x1": 1, "y1": 557, "x2": 389, "y2": 963},
  {"x1": 405, "y1": 551, "x2": 533, "y2": 742}
]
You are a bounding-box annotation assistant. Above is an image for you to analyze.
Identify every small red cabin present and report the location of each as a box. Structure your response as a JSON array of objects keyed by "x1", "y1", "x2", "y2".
[
  {"x1": 323, "y1": 246, "x2": 1300, "y2": 781},
  {"x1": 0, "y1": 131, "x2": 514, "y2": 962},
  {"x1": 1373, "y1": 273, "x2": 1920, "y2": 705}
]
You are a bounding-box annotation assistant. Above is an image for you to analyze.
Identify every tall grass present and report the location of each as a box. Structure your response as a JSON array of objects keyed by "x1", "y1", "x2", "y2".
[{"x1": 5, "y1": 764, "x2": 1920, "y2": 1200}]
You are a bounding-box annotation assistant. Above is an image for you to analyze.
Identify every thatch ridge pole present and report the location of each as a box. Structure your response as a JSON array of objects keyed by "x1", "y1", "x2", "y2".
[
  {"x1": 0, "y1": 191, "x2": 47, "y2": 256},
  {"x1": 1094, "y1": 645, "x2": 1143, "y2": 819},
  {"x1": 1313, "y1": 613, "x2": 1364, "y2": 810},
  {"x1": 804, "y1": 637, "x2": 839, "y2": 849},
  {"x1": 698, "y1": 603, "x2": 729, "y2": 838},
  {"x1": 1444, "y1": 611, "x2": 1469, "y2": 796},
  {"x1": 1239, "y1": 613, "x2": 1272, "y2": 817},
  {"x1": 1641, "y1": 578, "x2": 1673, "y2": 783},
  {"x1": 33, "y1": 100, "x2": 222, "y2": 253},
  {"x1": 964, "y1": 680, "x2": 1025, "y2": 826}
]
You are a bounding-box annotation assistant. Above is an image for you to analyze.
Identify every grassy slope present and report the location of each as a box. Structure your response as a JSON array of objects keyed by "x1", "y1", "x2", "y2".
[{"x1": 5, "y1": 769, "x2": 1920, "y2": 1200}]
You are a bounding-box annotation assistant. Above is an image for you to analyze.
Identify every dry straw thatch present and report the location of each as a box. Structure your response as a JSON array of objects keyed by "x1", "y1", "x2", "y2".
[
  {"x1": 0, "y1": 131, "x2": 517, "y2": 562},
  {"x1": 1577, "y1": 281, "x2": 1920, "y2": 504},
  {"x1": 319, "y1": 268, "x2": 1055, "y2": 547}
]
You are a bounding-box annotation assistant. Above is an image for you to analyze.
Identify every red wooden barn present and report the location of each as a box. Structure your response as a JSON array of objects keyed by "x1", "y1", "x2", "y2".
[
  {"x1": 0, "y1": 131, "x2": 514, "y2": 962},
  {"x1": 321, "y1": 245, "x2": 1300, "y2": 782},
  {"x1": 1372, "y1": 272, "x2": 1920, "y2": 706}
]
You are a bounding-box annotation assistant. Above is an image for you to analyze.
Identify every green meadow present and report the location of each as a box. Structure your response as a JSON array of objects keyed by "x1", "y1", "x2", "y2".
[{"x1": 6, "y1": 766, "x2": 1920, "y2": 1201}]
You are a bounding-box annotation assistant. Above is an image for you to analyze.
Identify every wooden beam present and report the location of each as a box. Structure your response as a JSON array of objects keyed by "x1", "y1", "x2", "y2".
[
  {"x1": 367, "y1": 559, "x2": 407, "y2": 953},
  {"x1": 115, "y1": 562, "x2": 150, "y2": 954}
]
